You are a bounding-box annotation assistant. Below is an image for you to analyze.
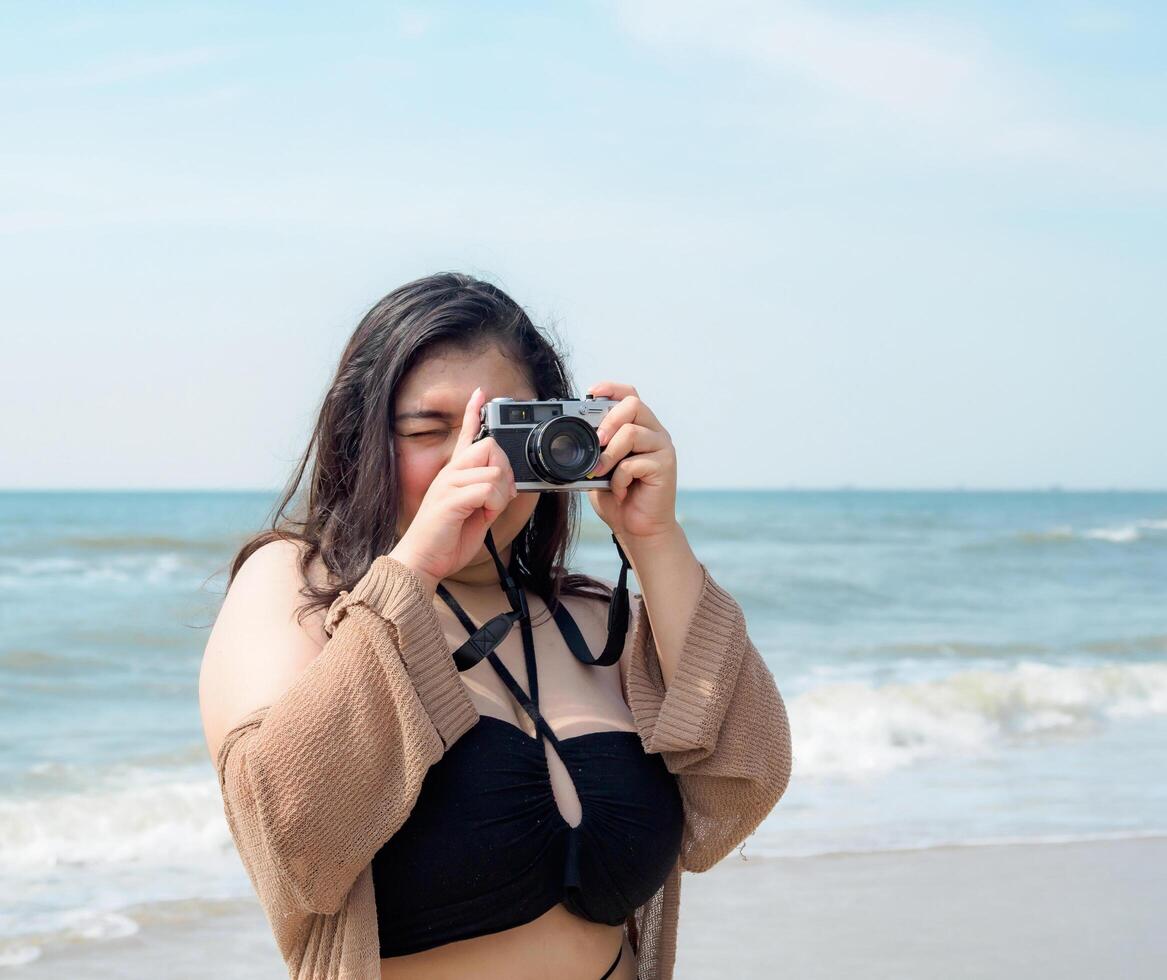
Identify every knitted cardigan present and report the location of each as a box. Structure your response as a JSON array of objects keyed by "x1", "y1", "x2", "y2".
[{"x1": 215, "y1": 554, "x2": 792, "y2": 979}]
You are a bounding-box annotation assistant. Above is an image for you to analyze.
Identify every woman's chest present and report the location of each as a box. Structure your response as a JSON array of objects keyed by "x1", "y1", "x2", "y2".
[{"x1": 434, "y1": 592, "x2": 635, "y2": 741}]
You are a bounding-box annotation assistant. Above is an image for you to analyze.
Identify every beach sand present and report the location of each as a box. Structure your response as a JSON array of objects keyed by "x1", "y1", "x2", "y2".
[
  {"x1": 10, "y1": 838, "x2": 1164, "y2": 978},
  {"x1": 675, "y1": 837, "x2": 1166, "y2": 979}
]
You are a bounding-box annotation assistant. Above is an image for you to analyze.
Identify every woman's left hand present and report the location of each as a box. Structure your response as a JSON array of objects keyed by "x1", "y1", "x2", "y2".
[{"x1": 583, "y1": 381, "x2": 680, "y2": 541}]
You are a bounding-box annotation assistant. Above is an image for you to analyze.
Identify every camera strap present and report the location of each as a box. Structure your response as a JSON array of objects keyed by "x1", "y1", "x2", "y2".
[{"x1": 436, "y1": 527, "x2": 633, "y2": 675}]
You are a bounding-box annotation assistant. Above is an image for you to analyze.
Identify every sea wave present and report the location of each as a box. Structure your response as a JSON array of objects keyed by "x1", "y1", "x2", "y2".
[
  {"x1": 0, "y1": 896, "x2": 256, "y2": 965},
  {"x1": 734, "y1": 827, "x2": 1167, "y2": 860},
  {"x1": 0, "y1": 552, "x2": 201, "y2": 589},
  {"x1": 1017, "y1": 517, "x2": 1167, "y2": 546},
  {"x1": 864, "y1": 639, "x2": 1052, "y2": 659},
  {"x1": 3, "y1": 663, "x2": 1165, "y2": 875},
  {"x1": 0, "y1": 772, "x2": 231, "y2": 871},
  {"x1": 863, "y1": 634, "x2": 1167, "y2": 660},
  {"x1": 788, "y1": 660, "x2": 1167, "y2": 778},
  {"x1": 53, "y1": 533, "x2": 243, "y2": 554}
]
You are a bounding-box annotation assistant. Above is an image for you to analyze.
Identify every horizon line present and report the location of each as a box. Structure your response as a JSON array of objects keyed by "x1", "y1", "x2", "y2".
[{"x1": 2, "y1": 485, "x2": 1166, "y2": 494}]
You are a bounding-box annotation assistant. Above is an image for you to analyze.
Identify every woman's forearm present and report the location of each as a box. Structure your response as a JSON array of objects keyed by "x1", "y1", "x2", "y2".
[{"x1": 617, "y1": 523, "x2": 705, "y2": 689}]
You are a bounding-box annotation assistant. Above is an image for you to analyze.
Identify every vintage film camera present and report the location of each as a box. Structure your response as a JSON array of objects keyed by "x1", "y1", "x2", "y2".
[{"x1": 474, "y1": 394, "x2": 621, "y2": 491}]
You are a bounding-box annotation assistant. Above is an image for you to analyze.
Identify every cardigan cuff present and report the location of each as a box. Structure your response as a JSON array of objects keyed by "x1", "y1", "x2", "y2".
[{"x1": 324, "y1": 555, "x2": 478, "y2": 747}]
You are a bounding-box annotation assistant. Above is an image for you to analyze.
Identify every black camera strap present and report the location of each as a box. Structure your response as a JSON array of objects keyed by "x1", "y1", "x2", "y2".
[{"x1": 435, "y1": 527, "x2": 633, "y2": 678}]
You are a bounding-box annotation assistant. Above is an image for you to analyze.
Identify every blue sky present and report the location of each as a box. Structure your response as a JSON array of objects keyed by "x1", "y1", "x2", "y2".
[{"x1": 1, "y1": 1, "x2": 1163, "y2": 490}]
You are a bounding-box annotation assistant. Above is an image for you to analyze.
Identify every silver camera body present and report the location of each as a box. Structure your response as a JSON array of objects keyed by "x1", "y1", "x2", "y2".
[{"x1": 475, "y1": 394, "x2": 620, "y2": 491}]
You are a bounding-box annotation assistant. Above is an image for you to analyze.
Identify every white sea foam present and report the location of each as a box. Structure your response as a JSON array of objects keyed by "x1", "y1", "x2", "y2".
[
  {"x1": 7, "y1": 662, "x2": 1167, "y2": 869},
  {"x1": 0, "y1": 907, "x2": 143, "y2": 965},
  {"x1": 788, "y1": 660, "x2": 1167, "y2": 778},
  {"x1": 735, "y1": 827, "x2": 1167, "y2": 860},
  {"x1": 0, "y1": 771, "x2": 232, "y2": 871},
  {"x1": 0, "y1": 551, "x2": 192, "y2": 589},
  {"x1": 1083, "y1": 525, "x2": 1140, "y2": 543},
  {"x1": 1023, "y1": 517, "x2": 1167, "y2": 545},
  {"x1": 53, "y1": 908, "x2": 140, "y2": 940},
  {"x1": 0, "y1": 944, "x2": 41, "y2": 966}
]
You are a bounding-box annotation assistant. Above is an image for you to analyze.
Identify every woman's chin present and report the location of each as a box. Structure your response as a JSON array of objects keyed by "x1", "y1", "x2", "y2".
[{"x1": 478, "y1": 528, "x2": 512, "y2": 557}]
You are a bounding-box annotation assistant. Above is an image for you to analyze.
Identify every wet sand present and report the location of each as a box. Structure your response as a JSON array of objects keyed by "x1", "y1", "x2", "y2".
[
  {"x1": 9, "y1": 837, "x2": 1164, "y2": 978},
  {"x1": 675, "y1": 837, "x2": 1166, "y2": 979}
]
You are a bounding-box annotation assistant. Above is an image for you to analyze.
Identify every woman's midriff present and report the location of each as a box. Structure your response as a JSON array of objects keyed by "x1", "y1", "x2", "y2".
[{"x1": 378, "y1": 902, "x2": 637, "y2": 980}]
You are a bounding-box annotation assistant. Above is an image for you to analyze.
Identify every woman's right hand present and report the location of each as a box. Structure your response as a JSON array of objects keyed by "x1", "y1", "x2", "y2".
[{"x1": 388, "y1": 386, "x2": 518, "y2": 593}]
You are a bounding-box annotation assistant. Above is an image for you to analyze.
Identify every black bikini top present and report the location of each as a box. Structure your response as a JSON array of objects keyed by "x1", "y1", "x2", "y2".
[{"x1": 371, "y1": 529, "x2": 685, "y2": 958}]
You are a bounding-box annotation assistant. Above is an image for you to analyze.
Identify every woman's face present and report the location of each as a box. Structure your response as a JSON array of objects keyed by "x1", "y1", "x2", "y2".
[{"x1": 392, "y1": 342, "x2": 542, "y2": 584}]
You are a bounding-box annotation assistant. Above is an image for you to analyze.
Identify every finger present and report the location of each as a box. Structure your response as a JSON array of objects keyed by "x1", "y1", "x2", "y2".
[
  {"x1": 589, "y1": 423, "x2": 669, "y2": 478},
  {"x1": 596, "y1": 395, "x2": 664, "y2": 448},
  {"x1": 445, "y1": 465, "x2": 510, "y2": 492},
  {"x1": 454, "y1": 386, "x2": 486, "y2": 456},
  {"x1": 608, "y1": 453, "x2": 666, "y2": 500},
  {"x1": 586, "y1": 381, "x2": 639, "y2": 400},
  {"x1": 451, "y1": 434, "x2": 512, "y2": 479},
  {"x1": 458, "y1": 486, "x2": 508, "y2": 529},
  {"x1": 450, "y1": 481, "x2": 511, "y2": 518}
]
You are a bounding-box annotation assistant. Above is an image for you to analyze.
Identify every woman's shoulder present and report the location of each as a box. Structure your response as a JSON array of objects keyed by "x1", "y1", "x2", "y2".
[
  {"x1": 557, "y1": 572, "x2": 642, "y2": 637},
  {"x1": 200, "y1": 539, "x2": 333, "y2": 764},
  {"x1": 555, "y1": 572, "x2": 615, "y2": 611},
  {"x1": 561, "y1": 570, "x2": 641, "y2": 605},
  {"x1": 237, "y1": 537, "x2": 334, "y2": 594}
]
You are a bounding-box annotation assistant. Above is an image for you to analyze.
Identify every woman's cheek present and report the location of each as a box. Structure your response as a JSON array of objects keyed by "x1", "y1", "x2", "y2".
[
  {"x1": 395, "y1": 445, "x2": 446, "y2": 528},
  {"x1": 513, "y1": 490, "x2": 540, "y2": 527}
]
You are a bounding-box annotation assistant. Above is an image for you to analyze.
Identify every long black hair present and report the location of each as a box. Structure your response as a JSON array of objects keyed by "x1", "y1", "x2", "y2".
[{"x1": 227, "y1": 272, "x2": 613, "y2": 623}]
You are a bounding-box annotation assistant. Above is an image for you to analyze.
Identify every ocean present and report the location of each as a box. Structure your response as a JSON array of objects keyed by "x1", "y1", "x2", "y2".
[{"x1": 2, "y1": 489, "x2": 1165, "y2": 970}]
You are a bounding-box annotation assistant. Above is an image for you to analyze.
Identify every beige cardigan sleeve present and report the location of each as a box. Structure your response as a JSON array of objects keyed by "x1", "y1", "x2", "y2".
[
  {"x1": 621, "y1": 561, "x2": 792, "y2": 872},
  {"x1": 214, "y1": 555, "x2": 480, "y2": 917}
]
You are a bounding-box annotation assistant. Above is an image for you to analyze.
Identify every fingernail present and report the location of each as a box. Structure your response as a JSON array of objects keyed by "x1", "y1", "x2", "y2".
[{"x1": 597, "y1": 428, "x2": 607, "y2": 445}]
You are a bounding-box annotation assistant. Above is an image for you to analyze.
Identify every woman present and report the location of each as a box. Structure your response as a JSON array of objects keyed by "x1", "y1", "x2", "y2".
[{"x1": 200, "y1": 273, "x2": 792, "y2": 980}]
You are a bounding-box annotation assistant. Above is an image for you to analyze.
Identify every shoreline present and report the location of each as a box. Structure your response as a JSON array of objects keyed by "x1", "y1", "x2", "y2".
[{"x1": 6, "y1": 836, "x2": 1163, "y2": 978}]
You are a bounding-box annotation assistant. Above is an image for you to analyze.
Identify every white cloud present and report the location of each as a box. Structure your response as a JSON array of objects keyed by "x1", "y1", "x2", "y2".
[
  {"x1": 612, "y1": 0, "x2": 1167, "y2": 191},
  {"x1": 396, "y1": 8, "x2": 438, "y2": 40},
  {"x1": 618, "y1": 0, "x2": 981, "y2": 118},
  {"x1": 1, "y1": 45, "x2": 241, "y2": 91},
  {"x1": 0, "y1": 147, "x2": 739, "y2": 243},
  {"x1": 1064, "y1": 5, "x2": 1134, "y2": 35}
]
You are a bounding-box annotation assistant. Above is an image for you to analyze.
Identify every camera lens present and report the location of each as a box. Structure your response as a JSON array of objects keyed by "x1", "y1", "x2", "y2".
[{"x1": 527, "y1": 416, "x2": 600, "y2": 484}]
